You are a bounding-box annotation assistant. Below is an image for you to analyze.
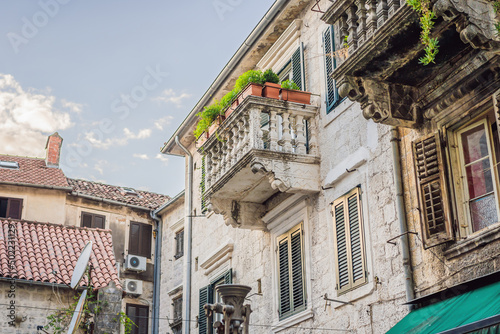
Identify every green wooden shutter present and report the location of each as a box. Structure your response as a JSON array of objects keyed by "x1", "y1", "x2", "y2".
[
  {"x1": 224, "y1": 268, "x2": 232, "y2": 284},
  {"x1": 199, "y1": 285, "x2": 212, "y2": 334},
  {"x1": 413, "y1": 133, "x2": 454, "y2": 248},
  {"x1": 334, "y1": 201, "x2": 349, "y2": 291},
  {"x1": 277, "y1": 236, "x2": 291, "y2": 318},
  {"x1": 290, "y1": 228, "x2": 306, "y2": 311},
  {"x1": 291, "y1": 45, "x2": 305, "y2": 91},
  {"x1": 201, "y1": 156, "x2": 206, "y2": 213},
  {"x1": 348, "y1": 190, "x2": 366, "y2": 286},
  {"x1": 323, "y1": 25, "x2": 339, "y2": 113}
]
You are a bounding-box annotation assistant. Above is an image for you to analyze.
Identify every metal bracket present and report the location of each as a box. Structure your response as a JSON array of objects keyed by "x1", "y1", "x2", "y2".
[
  {"x1": 387, "y1": 231, "x2": 418, "y2": 245},
  {"x1": 323, "y1": 293, "x2": 353, "y2": 306},
  {"x1": 311, "y1": 0, "x2": 325, "y2": 13}
]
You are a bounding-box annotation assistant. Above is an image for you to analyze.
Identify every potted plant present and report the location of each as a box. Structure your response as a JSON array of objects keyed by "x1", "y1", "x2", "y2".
[
  {"x1": 194, "y1": 103, "x2": 223, "y2": 141},
  {"x1": 262, "y1": 69, "x2": 281, "y2": 99},
  {"x1": 234, "y1": 70, "x2": 264, "y2": 104},
  {"x1": 280, "y1": 80, "x2": 312, "y2": 104}
]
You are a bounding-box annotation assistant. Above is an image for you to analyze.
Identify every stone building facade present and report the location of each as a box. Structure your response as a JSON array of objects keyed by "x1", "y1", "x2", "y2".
[{"x1": 159, "y1": 1, "x2": 415, "y2": 333}]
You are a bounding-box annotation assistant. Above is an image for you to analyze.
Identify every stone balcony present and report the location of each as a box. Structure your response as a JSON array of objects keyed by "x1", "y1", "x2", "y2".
[
  {"x1": 199, "y1": 95, "x2": 320, "y2": 230},
  {"x1": 322, "y1": 0, "x2": 500, "y2": 127}
]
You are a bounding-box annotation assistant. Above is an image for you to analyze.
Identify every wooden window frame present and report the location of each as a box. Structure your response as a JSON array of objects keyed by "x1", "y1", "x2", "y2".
[
  {"x1": 332, "y1": 187, "x2": 367, "y2": 295},
  {"x1": 277, "y1": 223, "x2": 306, "y2": 320},
  {"x1": 0, "y1": 197, "x2": 23, "y2": 220},
  {"x1": 323, "y1": 25, "x2": 342, "y2": 113},
  {"x1": 128, "y1": 222, "x2": 152, "y2": 259},
  {"x1": 126, "y1": 303, "x2": 149, "y2": 334},
  {"x1": 174, "y1": 229, "x2": 184, "y2": 259},
  {"x1": 80, "y1": 211, "x2": 105, "y2": 229}
]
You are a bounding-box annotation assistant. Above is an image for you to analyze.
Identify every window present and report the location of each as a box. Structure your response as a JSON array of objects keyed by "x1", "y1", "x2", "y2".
[
  {"x1": 198, "y1": 269, "x2": 232, "y2": 334},
  {"x1": 175, "y1": 229, "x2": 184, "y2": 259},
  {"x1": 81, "y1": 212, "x2": 105, "y2": 229},
  {"x1": 129, "y1": 222, "x2": 152, "y2": 258},
  {"x1": 277, "y1": 223, "x2": 306, "y2": 320},
  {"x1": 0, "y1": 198, "x2": 22, "y2": 220},
  {"x1": 277, "y1": 45, "x2": 305, "y2": 90},
  {"x1": 332, "y1": 187, "x2": 367, "y2": 295},
  {"x1": 323, "y1": 25, "x2": 341, "y2": 113},
  {"x1": 0, "y1": 161, "x2": 19, "y2": 169},
  {"x1": 170, "y1": 296, "x2": 182, "y2": 334},
  {"x1": 413, "y1": 108, "x2": 500, "y2": 247},
  {"x1": 126, "y1": 304, "x2": 149, "y2": 334}
]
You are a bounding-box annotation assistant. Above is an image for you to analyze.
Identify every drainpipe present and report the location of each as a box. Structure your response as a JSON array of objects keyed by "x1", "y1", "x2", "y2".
[
  {"x1": 150, "y1": 209, "x2": 162, "y2": 334},
  {"x1": 175, "y1": 136, "x2": 193, "y2": 334},
  {"x1": 391, "y1": 127, "x2": 415, "y2": 311}
]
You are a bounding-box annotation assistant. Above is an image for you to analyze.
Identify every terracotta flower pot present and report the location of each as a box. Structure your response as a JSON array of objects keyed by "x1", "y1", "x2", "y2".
[
  {"x1": 263, "y1": 82, "x2": 281, "y2": 100},
  {"x1": 196, "y1": 132, "x2": 208, "y2": 147},
  {"x1": 281, "y1": 89, "x2": 312, "y2": 104},
  {"x1": 208, "y1": 115, "x2": 225, "y2": 137},
  {"x1": 237, "y1": 83, "x2": 263, "y2": 104},
  {"x1": 225, "y1": 99, "x2": 239, "y2": 118}
]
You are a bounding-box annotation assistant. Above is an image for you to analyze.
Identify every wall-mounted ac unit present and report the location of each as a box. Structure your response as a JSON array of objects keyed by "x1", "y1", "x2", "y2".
[
  {"x1": 124, "y1": 254, "x2": 147, "y2": 272},
  {"x1": 124, "y1": 279, "x2": 143, "y2": 296}
]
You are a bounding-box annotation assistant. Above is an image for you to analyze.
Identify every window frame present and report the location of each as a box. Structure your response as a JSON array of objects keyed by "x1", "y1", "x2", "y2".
[
  {"x1": 332, "y1": 187, "x2": 367, "y2": 295},
  {"x1": 174, "y1": 229, "x2": 184, "y2": 259},
  {"x1": 0, "y1": 197, "x2": 23, "y2": 220},
  {"x1": 126, "y1": 303, "x2": 149, "y2": 334},
  {"x1": 323, "y1": 25, "x2": 343, "y2": 113},
  {"x1": 80, "y1": 211, "x2": 105, "y2": 229},
  {"x1": 198, "y1": 269, "x2": 232, "y2": 334},
  {"x1": 128, "y1": 221, "x2": 153, "y2": 259}
]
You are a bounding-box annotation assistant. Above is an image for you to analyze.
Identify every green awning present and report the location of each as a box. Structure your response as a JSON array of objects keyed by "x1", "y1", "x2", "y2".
[{"x1": 387, "y1": 280, "x2": 500, "y2": 334}]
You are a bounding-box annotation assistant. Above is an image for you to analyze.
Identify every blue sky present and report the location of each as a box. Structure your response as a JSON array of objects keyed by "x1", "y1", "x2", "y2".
[{"x1": 0, "y1": 0, "x2": 274, "y2": 197}]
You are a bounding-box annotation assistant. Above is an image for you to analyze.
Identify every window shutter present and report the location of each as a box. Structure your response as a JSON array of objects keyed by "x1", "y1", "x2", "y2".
[
  {"x1": 199, "y1": 285, "x2": 212, "y2": 334},
  {"x1": 224, "y1": 268, "x2": 232, "y2": 284},
  {"x1": 142, "y1": 224, "x2": 152, "y2": 258},
  {"x1": 7, "y1": 199, "x2": 22, "y2": 219},
  {"x1": 201, "y1": 156, "x2": 206, "y2": 213},
  {"x1": 138, "y1": 306, "x2": 149, "y2": 334},
  {"x1": 81, "y1": 212, "x2": 93, "y2": 228},
  {"x1": 323, "y1": 25, "x2": 339, "y2": 113},
  {"x1": 129, "y1": 222, "x2": 140, "y2": 255},
  {"x1": 290, "y1": 228, "x2": 305, "y2": 311},
  {"x1": 277, "y1": 236, "x2": 291, "y2": 318},
  {"x1": 291, "y1": 45, "x2": 305, "y2": 91},
  {"x1": 413, "y1": 133, "x2": 454, "y2": 248},
  {"x1": 94, "y1": 215, "x2": 105, "y2": 229},
  {"x1": 347, "y1": 191, "x2": 365, "y2": 286},
  {"x1": 333, "y1": 201, "x2": 350, "y2": 291}
]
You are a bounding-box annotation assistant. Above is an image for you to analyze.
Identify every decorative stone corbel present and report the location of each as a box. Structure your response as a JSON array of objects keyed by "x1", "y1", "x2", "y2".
[{"x1": 208, "y1": 196, "x2": 266, "y2": 230}]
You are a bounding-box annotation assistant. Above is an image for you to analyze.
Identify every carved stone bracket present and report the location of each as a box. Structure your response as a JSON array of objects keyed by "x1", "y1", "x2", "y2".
[
  {"x1": 339, "y1": 75, "x2": 421, "y2": 127},
  {"x1": 434, "y1": 0, "x2": 500, "y2": 54},
  {"x1": 208, "y1": 196, "x2": 267, "y2": 230}
]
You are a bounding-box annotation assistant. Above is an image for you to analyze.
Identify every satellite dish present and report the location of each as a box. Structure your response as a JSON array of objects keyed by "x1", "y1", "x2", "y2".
[
  {"x1": 67, "y1": 289, "x2": 87, "y2": 334},
  {"x1": 70, "y1": 241, "x2": 93, "y2": 289}
]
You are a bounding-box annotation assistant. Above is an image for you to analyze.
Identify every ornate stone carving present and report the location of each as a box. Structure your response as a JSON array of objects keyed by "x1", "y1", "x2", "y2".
[{"x1": 208, "y1": 196, "x2": 266, "y2": 230}]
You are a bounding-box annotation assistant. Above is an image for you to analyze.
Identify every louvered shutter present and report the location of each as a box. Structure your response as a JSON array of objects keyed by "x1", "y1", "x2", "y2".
[
  {"x1": 333, "y1": 187, "x2": 366, "y2": 295},
  {"x1": 7, "y1": 199, "x2": 22, "y2": 219},
  {"x1": 291, "y1": 45, "x2": 305, "y2": 91},
  {"x1": 94, "y1": 215, "x2": 105, "y2": 229},
  {"x1": 323, "y1": 25, "x2": 339, "y2": 113},
  {"x1": 141, "y1": 223, "x2": 152, "y2": 258},
  {"x1": 277, "y1": 236, "x2": 291, "y2": 318},
  {"x1": 129, "y1": 222, "x2": 140, "y2": 255},
  {"x1": 199, "y1": 285, "x2": 213, "y2": 334},
  {"x1": 81, "y1": 212, "x2": 93, "y2": 228},
  {"x1": 290, "y1": 228, "x2": 305, "y2": 311},
  {"x1": 201, "y1": 156, "x2": 206, "y2": 213},
  {"x1": 224, "y1": 268, "x2": 232, "y2": 284},
  {"x1": 413, "y1": 133, "x2": 454, "y2": 248}
]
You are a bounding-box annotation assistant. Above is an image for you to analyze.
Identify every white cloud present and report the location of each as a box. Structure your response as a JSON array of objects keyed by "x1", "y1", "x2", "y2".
[
  {"x1": 133, "y1": 153, "x2": 150, "y2": 160},
  {"x1": 154, "y1": 89, "x2": 191, "y2": 107},
  {"x1": 83, "y1": 127, "x2": 152, "y2": 150},
  {"x1": 60, "y1": 99, "x2": 84, "y2": 114},
  {"x1": 124, "y1": 127, "x2": 152, "y2": 139},
  {"x1": 0, "y1": 73, "x2": 74, "y2": 157},
  {"x1": 154, "y1": 115, "x2": 174, "y2": 131},
  {"x1": 94, "y1": 160, "x2": 109, "y2": 176},
  {"x1": 155, "y1": 153, "x2": 169, "y2": 166}
]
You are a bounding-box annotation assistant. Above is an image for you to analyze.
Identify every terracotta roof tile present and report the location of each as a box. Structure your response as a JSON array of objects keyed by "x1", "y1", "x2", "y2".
[
  {"x1": 0, "y1": 155, "x2": 69, "y2": 188},
  {"x1": 68, "y1": 178, "x2": 169, "y2": 210},
  {"x1": 0, "y1": 219, "x2": 121, "y2": 290}
]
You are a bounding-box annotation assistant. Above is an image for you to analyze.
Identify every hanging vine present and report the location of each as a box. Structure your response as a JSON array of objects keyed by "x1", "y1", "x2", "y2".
[{"x1": 406, "y1": 0, "x2": 439, "y2": 65}]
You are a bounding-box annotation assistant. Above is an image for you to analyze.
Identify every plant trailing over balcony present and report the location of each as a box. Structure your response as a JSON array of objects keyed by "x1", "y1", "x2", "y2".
[{"x1": 407, "y1": 0, "x2": 439, "y2": 65}]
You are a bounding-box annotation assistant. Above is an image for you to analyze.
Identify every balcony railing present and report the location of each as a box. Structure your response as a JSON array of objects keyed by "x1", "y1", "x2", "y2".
[{"x1": 199, "y1": 95, "x2": 320, "y2": 229}]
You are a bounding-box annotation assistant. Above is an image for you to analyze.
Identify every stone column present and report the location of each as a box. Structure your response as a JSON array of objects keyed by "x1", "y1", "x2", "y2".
[{"x1": 94, "y1": 282, "x2": 122, "y2": 334}]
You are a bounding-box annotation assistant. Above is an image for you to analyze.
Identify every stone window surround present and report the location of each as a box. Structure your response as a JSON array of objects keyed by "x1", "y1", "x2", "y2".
[
  {"x1": 170, "y1": 217, "x2": 184, "y2": 261},
  {"x1": 444, "y1": 222, "x2": 500, "y2": 260},
  {"x1": 124, "y1": 218, "x2": 155, "y2": 265},
  {"x1": 262, "y1": 194, "x2": 314, "y2": 332},
  {"x1": 76, "y1": 206, "x2": 110, "y2": 230},
  {"x1": 199, "y1": 239, "x2": 234, "y2": 276}
]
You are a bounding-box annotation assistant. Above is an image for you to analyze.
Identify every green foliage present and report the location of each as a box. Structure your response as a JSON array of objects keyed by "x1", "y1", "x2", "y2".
[
  {"x1": 343, "y1": 35, "x2": 349, "y2": 48},
  {"x1": 281, "y1": 80, "x2": 300, "y2": 90},
  {"x1": 407, "y1": 0, "x2": 439, "y2": 65},
  {"x1": 494, "y1": 1, "x2": 500, "y2": 13},
  {"x1": 118, "y1": 311, "x2": 136, "y2": 334},
  {"x1": 219, "y1": 89, "x2": 238, "y2": 110},
  {"x1": 496, "y1": 21, "x2": 500, "y2": 36},
  {"x1": 262, "y1": 69, "x2": 280, "y2": 84},
  {"x1": 234, "y1": 70, "x2": 264, "y2": 91},
  {"x1": 194, "y1": 103, "x2": 223, "y2": 138}
]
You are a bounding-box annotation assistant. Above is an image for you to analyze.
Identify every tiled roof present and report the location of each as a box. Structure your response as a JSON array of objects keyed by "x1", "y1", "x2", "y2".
[
  {"x1": 68, "y1": 178, "x2": 170, "y2": 210},
  {"x1": 0, "y1": 219, "x2": 121, "y2": 290},
  {"x1": 0, "y1": 155, "x2": 69, "y2": 189}
]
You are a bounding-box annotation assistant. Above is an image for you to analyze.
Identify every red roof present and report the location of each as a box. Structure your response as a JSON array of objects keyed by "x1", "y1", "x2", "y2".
[
  {"x1": 68, "y1": 178, "x2": 170, "y2": 210},
  {"x1": 0, "y1": 155, "x2": 69, "y2": 189},
  {"x1": 0, "y1": 219, "x2": 121, "y2": 290}
]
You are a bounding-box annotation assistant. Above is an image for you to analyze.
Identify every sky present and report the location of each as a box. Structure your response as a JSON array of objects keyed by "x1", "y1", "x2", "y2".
[{"x1": 0, "y1": 0, "x2": 275, "y2": 197}]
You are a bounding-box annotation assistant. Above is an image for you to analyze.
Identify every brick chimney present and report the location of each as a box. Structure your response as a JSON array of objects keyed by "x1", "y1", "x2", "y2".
[{"x1": 45, "y1": 132, "x2": 63, "y2": 168}]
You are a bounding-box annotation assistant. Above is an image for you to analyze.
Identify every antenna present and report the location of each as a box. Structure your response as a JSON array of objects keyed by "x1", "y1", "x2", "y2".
[
  {"x1": 66, "y1": 289, "x2": 87, "y2": 334},
  {"x1": 70, "y1": 241, "x2": 93, "y2": 289}
]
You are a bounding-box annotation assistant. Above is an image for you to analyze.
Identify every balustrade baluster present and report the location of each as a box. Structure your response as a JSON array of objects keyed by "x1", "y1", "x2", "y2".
[
  {"x1": 243, "y1": 115, "x2": 250, "y2": 155},
  {"x1": 307, "y1": 117, "x2": 318, "y2": 156},
  {"x1": 269, "y1": 110, "x2": 278, "y2": 151},
  {"x1": 355, "y1": 0, "x2": 367, "y2": 45},
  {"x1": 226, "y1": 128, "x2": 234, "y2": 169},
  {"x1": 366, "y1": 0, "x2": 378, "y2": 38},
  {"x1": 347, "y1": 4, "x2": 359, "y2": 51},
  {"x1": 388, "y1": 0, "x2": 400, "y2": 16},
  {"x1": 206, "y1": 152, "x2": 212, "y2": 188},
  {"x1": 237, "y1": 118, "x2": 245, "y2": 160},
  {"x1": 250, "y1": 108, "x2": 263, "y2": 150},
  {"x1": 295, "y1": 115, "x2": 306, "y2": 155},
  {"x1": 281, "y1": 112, "x2": 293, "y2": 153},
  {"x1": 377, "y1": 0, "x2": 388, "y2": 28}
]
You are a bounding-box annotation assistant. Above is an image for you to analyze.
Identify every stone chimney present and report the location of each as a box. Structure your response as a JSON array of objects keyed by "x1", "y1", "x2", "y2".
[{"x1": 45, "y1": 132, "x2": 63, "y2": 168}]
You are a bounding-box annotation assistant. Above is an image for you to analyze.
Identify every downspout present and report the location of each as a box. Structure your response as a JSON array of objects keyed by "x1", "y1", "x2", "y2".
[
  {"x1": 175, "y1": 136, "x2": 193, "y2": 334},
  {"x1": 150, "y1": 209, "x2": 162, "y2": 334},
  {"x1": 391, "y1": 127, "x2": 415, "y2": 311}
]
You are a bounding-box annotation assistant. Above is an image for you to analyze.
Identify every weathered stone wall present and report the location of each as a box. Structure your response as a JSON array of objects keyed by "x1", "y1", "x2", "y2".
[{"x1": 95, "y1": 281, "x2": 122, "y2": 334}]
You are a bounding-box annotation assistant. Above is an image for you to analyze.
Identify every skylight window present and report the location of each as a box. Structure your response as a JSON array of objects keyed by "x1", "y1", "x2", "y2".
[
  {"x1": 0, "y1": 161, "x2": 19, "y2": 169},
  {"x1": 122, "y1": 187, "x2": 138, "y2": 196}
]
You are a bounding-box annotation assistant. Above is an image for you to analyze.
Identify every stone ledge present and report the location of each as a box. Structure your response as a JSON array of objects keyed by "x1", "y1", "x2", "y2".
[
  {"x1": 444, "y1": 222, "x2": 500, "y2": 260},
  {"x1": 272, "y1": 309, "x2": 314, "y2": 333}
]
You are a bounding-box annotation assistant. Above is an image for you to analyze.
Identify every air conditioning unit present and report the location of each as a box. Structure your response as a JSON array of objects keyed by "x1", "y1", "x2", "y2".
[
  {"x1": 124, "y1": 279, "x2": 143, "y2": 296},
  {"x1": 124, "y1": 254, "x2": 147, "y2": 272}
]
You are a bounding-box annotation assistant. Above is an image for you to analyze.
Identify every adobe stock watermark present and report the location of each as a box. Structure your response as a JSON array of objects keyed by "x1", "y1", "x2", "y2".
[
  {"x1": 6, "y1": 0, "x2": 72, "y2": 54},
  {"x1": 6, "y1": 222, "x2": 16, "y2": 327},
  {"x1": 59, "y1": 64, "x2": 169, "y2": 174},
  {"x1": 213, "y1": 0, "x2": 243, "y2": 21}
]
